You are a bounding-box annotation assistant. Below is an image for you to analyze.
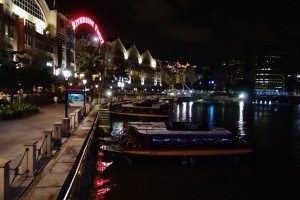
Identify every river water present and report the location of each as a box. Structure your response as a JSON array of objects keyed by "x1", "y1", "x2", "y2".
[{"x1": 91, "y1": 101, "x2": 300, "y2": 200}]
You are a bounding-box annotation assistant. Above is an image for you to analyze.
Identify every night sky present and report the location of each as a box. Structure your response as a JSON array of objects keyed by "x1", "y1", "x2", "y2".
[{"x1": 56, "y1": 0, "x2": 300, "y2": 72}]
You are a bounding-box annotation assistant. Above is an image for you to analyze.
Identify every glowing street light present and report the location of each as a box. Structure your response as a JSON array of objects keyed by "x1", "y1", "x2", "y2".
[
  {"x1": 82, "y1": 79, "x2": 87, "y2": 106},
  {"x1": 63, "y1": 69, "x2": 71, "y2": 118}
]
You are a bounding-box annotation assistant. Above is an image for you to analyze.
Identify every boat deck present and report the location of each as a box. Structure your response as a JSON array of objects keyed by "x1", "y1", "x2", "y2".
[
  {"x1": 124, "y1": 147, "x2": 253, "y2": 156},
  {"x1": 110, "y1": 111, "x2": 170, "y2": 118}
]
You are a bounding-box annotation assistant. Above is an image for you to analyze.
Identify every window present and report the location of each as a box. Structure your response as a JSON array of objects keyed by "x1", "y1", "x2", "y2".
[
  {"x1": 9, "y1": 26, "x2": 14, "y2": 38},
  {"x1": 25, "y1": 19, "x2": 35, "y2": 29},
  {"x1": 12, "y1": 0, "x2": 46, "y2": 22},
  {"x1": 35, "y1": 38, "x2": 45, "y2": 50},
  {"x1": 26, "y1": 34, "x2": 32, "y2": 46},
  {"x1": 4, "y1": 25, "x2": 9, "y2": 36}
]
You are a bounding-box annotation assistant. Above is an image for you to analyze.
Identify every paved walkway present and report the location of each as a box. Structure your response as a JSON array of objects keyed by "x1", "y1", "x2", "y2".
[
  {"x1": 20, "y1": 105, "x2": 99, "y2": 199},
  {"x1": 0, "y1": 104, "x2": 79, "y2": 168}
]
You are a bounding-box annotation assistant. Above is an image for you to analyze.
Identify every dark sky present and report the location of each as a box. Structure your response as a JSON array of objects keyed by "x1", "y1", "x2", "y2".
[{"x1": 56, "y1": 0, "x2": 300, "y2": 72}]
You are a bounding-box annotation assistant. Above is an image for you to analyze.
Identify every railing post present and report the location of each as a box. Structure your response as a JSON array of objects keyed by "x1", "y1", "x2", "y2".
[
  {"x1": 21, "y1": 141, "x2": 37, "y2": 177},
  {"x1": 0, "y1": 159, "x2": 11, "y2": 200},
  {"x1": 62, "y1": 118, "x2": 70, "y2": 137},
  {"x1": 74, "y1": 111, "x2": 79, "y2": 125},
  {"x1": 42, "y1": 131, "x2": 52, "y2": 158},
  {"x1": 82, "y1": 106, "x2": 86, "y2": 117},
  {"x1": 86, "y1": 104, "x2": 90, "y2": 114},
  {"x1": 69, "y1": 113, "x2": 75, "y2": 130},
  {"x1": 53, "y1": 122, "x2": 62, "y2": 144}
]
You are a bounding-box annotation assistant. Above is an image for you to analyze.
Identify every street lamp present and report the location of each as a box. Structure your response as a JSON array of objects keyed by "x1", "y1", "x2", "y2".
[
  {"x1": 82, "y1": 79, "x2": 87, "y2": 106},
  {"x1": 63, "y1": 69, "x2": 71, "y2": 118}
]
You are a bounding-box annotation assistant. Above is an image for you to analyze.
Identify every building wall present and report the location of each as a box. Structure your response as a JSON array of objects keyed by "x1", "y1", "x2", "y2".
[
  {"x1": 254, "y1": 52, "x2": 285, "y2": 96},
  {"x1": 104, "y1": 38, "x2": 162, "y2": 88},
  {"x1": 0, "y1": 0, "x2": 75, "y2": 75}
]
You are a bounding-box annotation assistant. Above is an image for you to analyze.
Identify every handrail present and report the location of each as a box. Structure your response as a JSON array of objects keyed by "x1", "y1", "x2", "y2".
[
  {"x1": 57, "y1": 109, "x2": 98, "y2": 200},
  {"x1": 9, "y1": 148, "x2": 29, "y2": 186}
]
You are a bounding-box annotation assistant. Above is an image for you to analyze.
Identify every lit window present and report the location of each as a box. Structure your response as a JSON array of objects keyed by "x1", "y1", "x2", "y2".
[
  {"x1": 4, "y1": 25, "x2": 9, "y2": 36},
  {"x1": 12, "y1": 0, "x2": 46, "y2": 22}
]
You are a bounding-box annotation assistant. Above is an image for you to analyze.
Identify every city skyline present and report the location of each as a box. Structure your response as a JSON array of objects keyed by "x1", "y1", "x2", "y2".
[{"x1": 57, "y1": 0, "x2": 300, "y2": 72}]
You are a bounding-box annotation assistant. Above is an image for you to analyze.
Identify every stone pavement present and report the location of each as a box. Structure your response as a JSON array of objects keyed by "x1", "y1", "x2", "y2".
[
  {"x1": 0, "y1": 103, "x2": 80, "y2": 197},
  {"x1": 19, "y1": 105, "x2": 99, "y2": 200},
  {"x1": 0, "y1": 104, "x2": 78, "y2": 163}
]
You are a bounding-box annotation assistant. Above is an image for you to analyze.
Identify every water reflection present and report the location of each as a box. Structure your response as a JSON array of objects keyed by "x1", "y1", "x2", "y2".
[
  {"x1": 294, "y1": 106, "x2": 300, "y2": 167},
  {"x1": 189, "y1": 102, "x2": 193, "y2": 122},
  {"x1": 93, "y1": 102, "x2": 300, "y2": 199},
  {"x1": 238, "y1": 101, "x2": 246, "y2": 138},
  {"x1": 182, "y1": 102, "x2": 187, "y2": 121},
  {"x1": 208, "y1": 104, "x2": 215, "y2": 128}
]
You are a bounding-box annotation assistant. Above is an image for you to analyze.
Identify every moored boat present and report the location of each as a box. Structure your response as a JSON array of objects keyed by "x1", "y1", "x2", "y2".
[
  {"x1": 99, "y1": 122, "x2": 253, "y2": 161},
  {"x1": 109, "y1": 99, "x2": 173, "y2": 119}
]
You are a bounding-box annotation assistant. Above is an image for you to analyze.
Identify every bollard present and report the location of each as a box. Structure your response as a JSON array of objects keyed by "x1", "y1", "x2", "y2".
[
  {"x1": 62, "y1": 118, "x2": 70, "y2": 137},
  {"x1": 77, "y1": 109, "x2": 82, "y2": 122},
  {"x1": 74, "y1": 111, "x2": 79, "y2": 125},
  {"x1": 81, "y1": 106, "x2": 86, "y2": 117},
  {"x1": 74, "y1": 110, "x2": 81, "y2": 125},
  {"x1": 41, "y1": 131, "x2": 52, "y2": 157},
  {"x1": 69, "y1": 113, "x2": 76, "y2": 130},
  {"x1": 53, "y1": 122, "x2": 62, "y2": 144},
  {"x1": 21, "y1": 141, "x2": 37, "y2": 177},
  {"x1": 86, "y1": 104, "x2": 90, "y2": 114},
  {"x1": 0, "y1": 159, "x2": 11, "y2": 200}
]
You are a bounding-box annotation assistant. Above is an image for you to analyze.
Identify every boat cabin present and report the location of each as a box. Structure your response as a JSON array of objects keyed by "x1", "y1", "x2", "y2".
[{"x1": 128, "y1": 122, "x2": 234, "y2": 149}]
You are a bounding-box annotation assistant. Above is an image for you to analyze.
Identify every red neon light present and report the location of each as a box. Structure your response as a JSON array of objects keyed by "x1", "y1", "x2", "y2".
[{"x1": 71, "y1": 16, "x2": 104, "y2": 44}]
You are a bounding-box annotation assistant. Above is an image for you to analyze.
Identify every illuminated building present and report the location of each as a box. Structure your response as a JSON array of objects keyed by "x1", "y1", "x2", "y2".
[
  {"x1": 104, "y1": 38, "x2": 162, "y2": 88},
  {"x1": 162, "y1": 61, "x2": 194, "y2": 89},
  {"x1": 0, "y1": 0, "x2": 75, "y2": 74},
  {"x1": 254, "y1": 52, "x2": 285, "y2": 96}
]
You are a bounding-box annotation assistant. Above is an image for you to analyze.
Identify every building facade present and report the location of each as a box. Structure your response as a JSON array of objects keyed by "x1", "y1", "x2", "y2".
[
  {"x1": 214, "y1": 59, "x2": 246, "y2": 90},
  {"x1": 104, "y1": 38, "x2": 162, "y2": 88},
  {"x1": 0, "y1": 0, "x2": 75, "y2": 74},
  {"x1": 254, "y1": 52, "x2": 285, "y2": 96}
]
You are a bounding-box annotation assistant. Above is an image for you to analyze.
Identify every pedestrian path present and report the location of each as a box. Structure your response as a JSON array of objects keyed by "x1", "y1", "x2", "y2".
[{"x1": 19, "y1": 105, "x2": 99, "y2": 199}]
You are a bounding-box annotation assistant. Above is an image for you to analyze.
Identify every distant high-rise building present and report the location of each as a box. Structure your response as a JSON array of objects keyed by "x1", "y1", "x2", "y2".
[
  {"x1": 254, "y1": 51, "x2": 285, "y2": 96},
  {"x1": 214, "y1": 59, "x2": 245, "y2": 90}
]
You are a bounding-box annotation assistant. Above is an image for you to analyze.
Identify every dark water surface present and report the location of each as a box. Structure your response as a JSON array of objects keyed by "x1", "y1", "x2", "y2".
[{"x1": 91, "y1": 101, "x2": 300, "y2": 200}]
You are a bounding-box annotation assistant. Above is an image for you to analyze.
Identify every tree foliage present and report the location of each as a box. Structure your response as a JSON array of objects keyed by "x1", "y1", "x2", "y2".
[
  {"x1": 75, "y1": 39, "x2": 104, "y2": 80},
  {"x1": 0, "y1": 49, "x2": 55, "y2": 106}
]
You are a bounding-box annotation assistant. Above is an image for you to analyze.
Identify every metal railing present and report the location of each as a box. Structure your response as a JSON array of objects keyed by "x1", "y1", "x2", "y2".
[
  {"x1": 58, "y1": 111, "x2": 99, "y2": 200},
  {"x1": 9, "y1": 148, "x2": 29, "y2": 186}
]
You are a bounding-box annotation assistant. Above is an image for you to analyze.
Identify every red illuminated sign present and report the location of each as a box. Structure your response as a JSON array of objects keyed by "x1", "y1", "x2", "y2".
[{"x1": 71, "y1": 16, "x2": 104, "y2": 44}]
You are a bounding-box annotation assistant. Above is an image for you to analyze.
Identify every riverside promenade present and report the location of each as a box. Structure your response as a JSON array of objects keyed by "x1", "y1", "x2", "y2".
[
  {"x1": 0, "y1": 104, "x2": 77, "y2": 166},
  {"x1": 0, "y1": 103, "x2": 82, "y2": 199}
]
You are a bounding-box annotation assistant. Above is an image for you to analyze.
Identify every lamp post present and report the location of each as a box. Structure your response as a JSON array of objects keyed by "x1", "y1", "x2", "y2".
[
  {"x1": 82, "y1": 79, "x2": 87, "y2": 106},
  {"x1": 63, "y1": 69, "x2": 71, "y2": 118}
]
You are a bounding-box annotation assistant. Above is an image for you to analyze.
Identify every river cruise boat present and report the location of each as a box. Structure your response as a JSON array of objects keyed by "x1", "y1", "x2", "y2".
[
  {"x1": 99, "y1": 122, "x2": 253, "y2": 159},
  {"x1": 109, "y1": 99, "x2": 173, "y2": 119}
]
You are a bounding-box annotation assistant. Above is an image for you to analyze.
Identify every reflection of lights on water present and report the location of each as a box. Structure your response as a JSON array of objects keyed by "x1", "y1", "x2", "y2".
[
  {"x1": 94, "y1": 176, "x2": 111, "y2": 188},
  {"x1": 176, "y1": 104, "x2": 180, "y2": 121},
  {"x1": 238, "y1": 101, "x2": 246, "y2": 137},
  {"x1": 96, "y1": 160, "x2": 113, "y2": 173},
  {"x1": 189, "y1": 102, "x2": 193, "y2": 122},
  {"x1": 221, "y1": 105, "x2": 225, "y2": 121},
  {"x1": 182, "y1": 102, "x2": 187, "y2": 121},
  {"x1": 92, "y1": 185, "x2": 112, "y2": 199},
  {"x1": 208, "y1": 104, "x2": 215, "y2": 128}
]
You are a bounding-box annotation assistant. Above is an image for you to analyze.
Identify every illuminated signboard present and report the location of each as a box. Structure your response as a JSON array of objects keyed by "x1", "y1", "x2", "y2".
[{"x1": 71, "y1": 16, "x2": 104, "y2": 44}]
